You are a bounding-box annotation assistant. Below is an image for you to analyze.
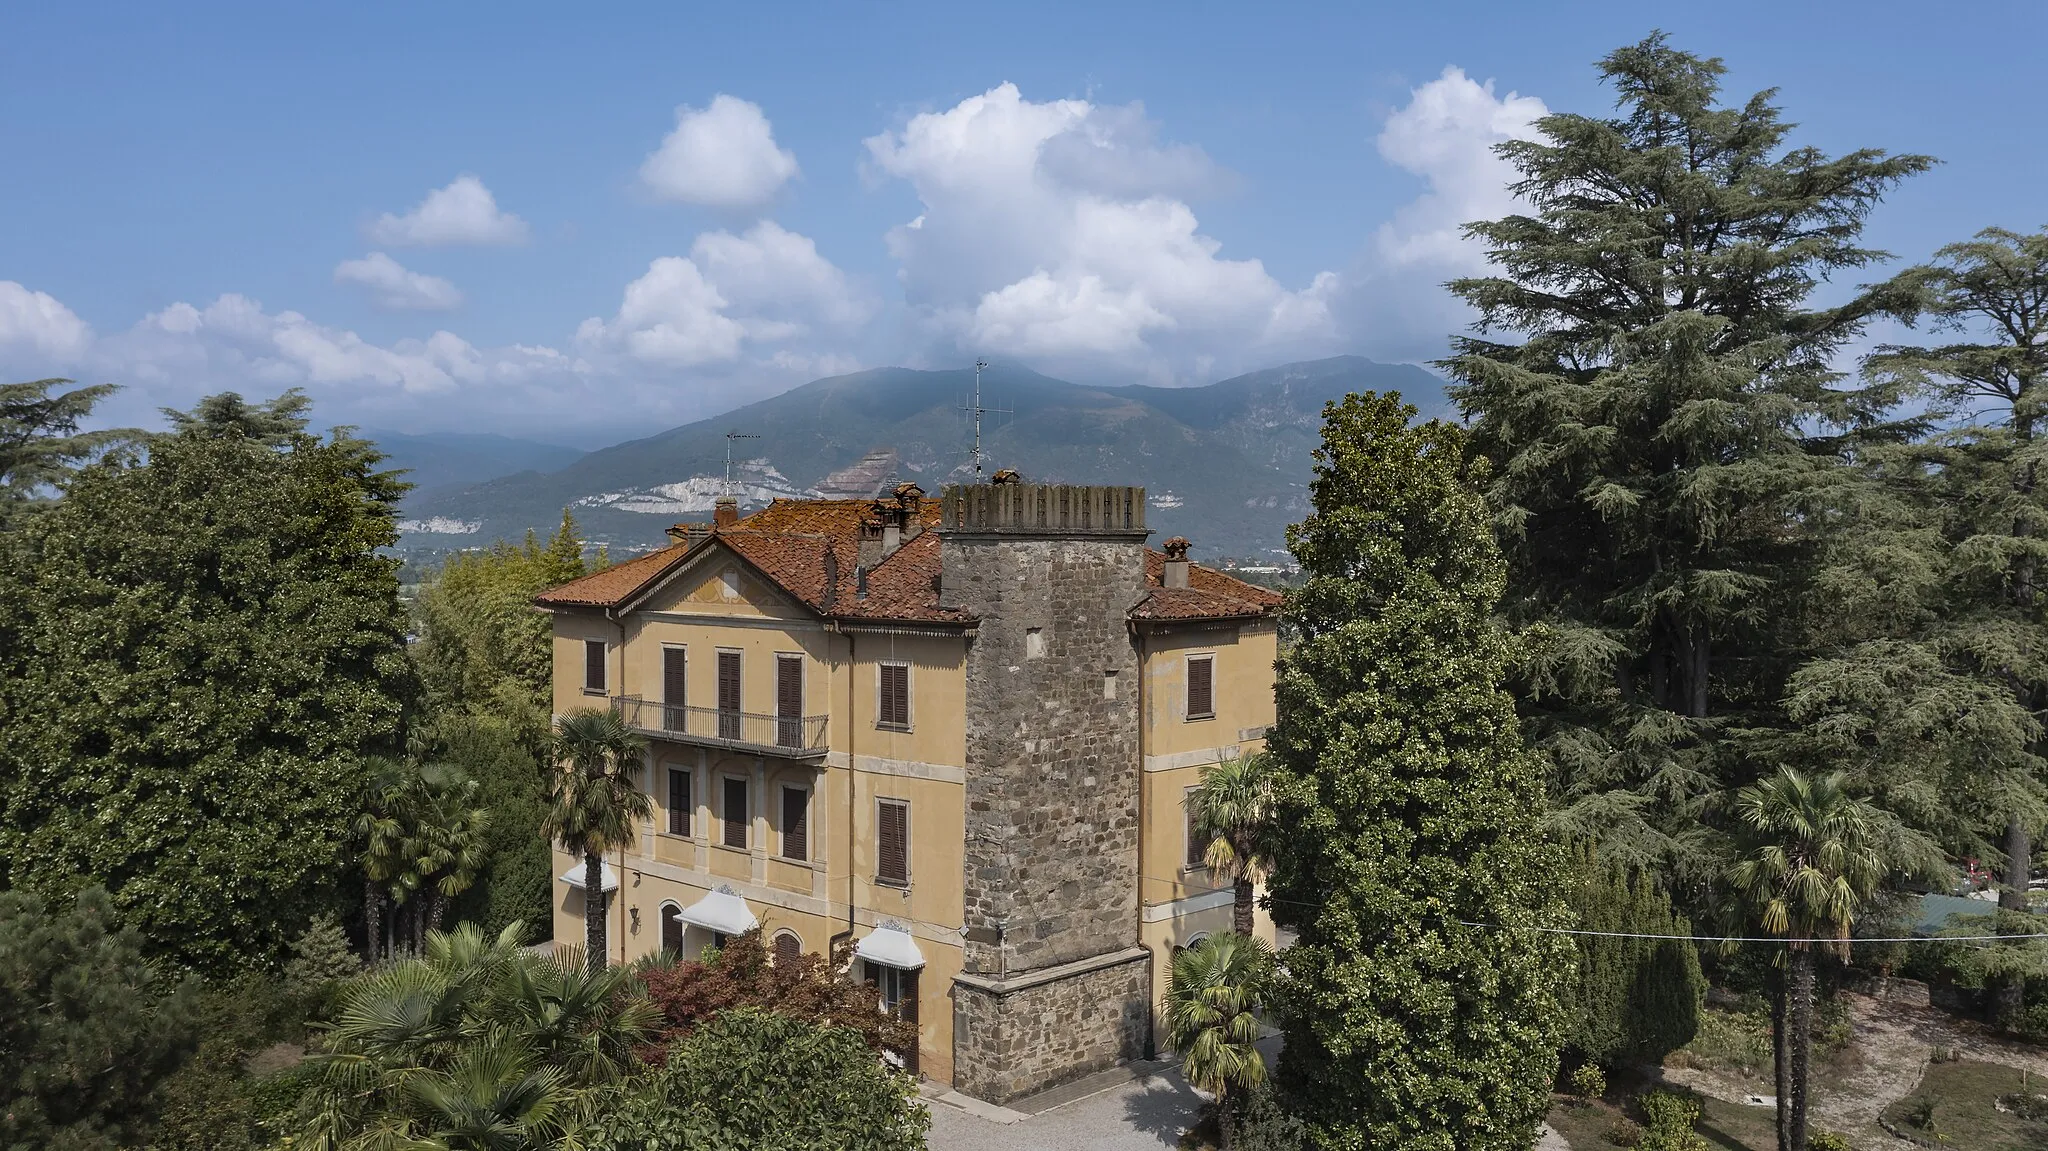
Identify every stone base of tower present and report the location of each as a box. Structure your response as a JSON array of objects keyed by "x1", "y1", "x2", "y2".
[{"x1": 950, "y1": 947, "x2": 1151, "y2": 1104}]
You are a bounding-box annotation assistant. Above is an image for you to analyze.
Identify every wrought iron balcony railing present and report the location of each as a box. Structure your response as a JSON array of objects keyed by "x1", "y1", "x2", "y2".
[{"x1": 611, "y1": 696, "x2": 829, "y2": 757}]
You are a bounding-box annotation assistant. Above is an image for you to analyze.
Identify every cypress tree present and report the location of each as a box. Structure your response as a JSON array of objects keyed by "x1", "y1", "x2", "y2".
[
  {"x1": 1440, "y1": 34, "x2": 1933, "y2": 886},
  {"x1": 1565, "y1": 849, "x2": 1703, "y2": 1068},
  {"x1": 1267, "y1": 391, "x2": 1573, "y2": 1151}
]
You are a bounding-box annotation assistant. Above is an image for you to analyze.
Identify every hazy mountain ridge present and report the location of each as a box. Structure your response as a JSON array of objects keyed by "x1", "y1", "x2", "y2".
[{"x1": 399, "y1": 356, "x2": 1449, "y2": 559}]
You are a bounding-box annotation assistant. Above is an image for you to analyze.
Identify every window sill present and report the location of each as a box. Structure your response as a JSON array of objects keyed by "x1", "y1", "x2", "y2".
[
  {"x1": 773, "y1": 854, "x2": 815, "y2": 868},
  {"x1": 874, "y1": 878, "x2": 912, "y2": 892},
  {"x1": 1185, "y1": 713, "x2": 1216, "y2": 722},
  {"x1": 876, "y1": 724, "x2": 913, "y2": 733},
  {"x1": 713, "y1": 841, "x2": 751, "y2": 856},
  {"x1": 582, "y1": 688, "x2": 608, "y2": 697}
]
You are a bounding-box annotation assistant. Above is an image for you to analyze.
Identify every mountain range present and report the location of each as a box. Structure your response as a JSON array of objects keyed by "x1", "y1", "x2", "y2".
[{"x1": 390, "y1": 356, "x2": 1451, "y2": 562}]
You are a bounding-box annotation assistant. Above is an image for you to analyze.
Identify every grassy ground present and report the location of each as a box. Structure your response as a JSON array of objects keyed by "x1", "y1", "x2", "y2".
[
  {"x1": 1881, "y1": 1059, "x2": 2048, "y2": 1151},
  {"x1": 1546, "y1": 1092, "x2": 1774, "y2": 1151}
]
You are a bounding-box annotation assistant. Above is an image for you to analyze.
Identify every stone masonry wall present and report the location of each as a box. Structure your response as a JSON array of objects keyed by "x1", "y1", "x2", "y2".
[
  {"x1": 951, "y1": 951, "x2": 1151, "y2": 1104},
  {"x1": 944, "y1": 535, "x2": 1147, "y2": 974}
]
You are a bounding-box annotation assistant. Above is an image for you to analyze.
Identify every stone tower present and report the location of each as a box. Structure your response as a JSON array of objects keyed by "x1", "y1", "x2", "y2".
[{"x1": 938, "y1": 482, "x2": 1153, "y2": 1103}]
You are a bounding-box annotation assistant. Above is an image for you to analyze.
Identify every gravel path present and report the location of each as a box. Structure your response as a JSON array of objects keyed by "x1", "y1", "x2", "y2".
[{"x1": 1658, "y1": 991, "x2": 2048, "y2": 1148}]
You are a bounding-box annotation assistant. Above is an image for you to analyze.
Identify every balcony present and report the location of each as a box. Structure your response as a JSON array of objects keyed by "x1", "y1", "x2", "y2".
[{"x1": 611, "y1": 696, "x2": 829, "y2": 759}]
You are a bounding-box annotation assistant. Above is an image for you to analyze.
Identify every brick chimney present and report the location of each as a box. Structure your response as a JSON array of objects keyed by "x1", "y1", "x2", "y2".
[
  {"x1": 713, "y1": 496, "x2": 739, "y2": 528},
  {"x1": 1162, "y1": 536, "x2": 1191, "y2": 589}
]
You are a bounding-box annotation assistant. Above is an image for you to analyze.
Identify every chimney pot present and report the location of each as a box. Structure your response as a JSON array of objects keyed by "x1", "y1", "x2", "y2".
[
  {"x1": 713, "y1": 496, "x2": 739, "y2": 528},
  {"x1": 1163, "y1": 535, "x2": 1191, "y2": 589}
]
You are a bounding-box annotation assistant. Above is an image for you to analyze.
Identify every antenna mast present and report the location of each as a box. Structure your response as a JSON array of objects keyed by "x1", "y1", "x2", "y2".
[
  {"x1": 962, "y1": 359, "x2": 1010, "y2": 480},
  {"x1": 723, "y1": 431, "x2": 760, "y2": 492}
]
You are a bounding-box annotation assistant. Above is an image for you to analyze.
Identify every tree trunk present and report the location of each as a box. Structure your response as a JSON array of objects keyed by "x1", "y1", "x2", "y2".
[
  {"x1": 1234, "y1": 877, "x2": 1255, "y2": 937},
  {"x1": 428, "y1": 890, "x2": 447, "y2": 936},
  {"x1": 1772, "y1": 963, "x2": 1790, "y2": 1151},
  {"x1": 1786, "y1": 947, "x2": 1816, "y2": 1151},
  {"x1": 1217, "y1": 1088, "x2": 1233, "y2": 1151},
  {"x1": 363, "y1": 877, "x2": 382, "y2": 963},
  {"x1": 1996, "y1": 814, "x2": 2032, "y2": 1029},
  {"x1": 584, "y1": 851, "x2": 607, "y2": 971}
]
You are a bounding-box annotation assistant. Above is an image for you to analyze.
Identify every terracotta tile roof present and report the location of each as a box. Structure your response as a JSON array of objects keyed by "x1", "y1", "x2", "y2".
[
  {"x1": 534, "y1": 495, "x2": 1278, "y2": 626},
  {"x1": 532, "y1": 542, "x2": 690, "y2": 607},
  {"x1": 1130, "y1": 549, "x2": 1284, "y2": 621}
]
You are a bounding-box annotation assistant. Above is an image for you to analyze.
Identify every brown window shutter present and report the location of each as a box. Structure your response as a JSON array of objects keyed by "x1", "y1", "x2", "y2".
[
  {"x1": 1185, "y1": 787, "x2": 1205, "y2": 867},
  {"x1": 584, "y1": 640, "x2": 606, "y2": 692},
  {"x1": 774, "y1": 931, "x2": 801, "y2": 966},
  {"x1": 781, "y1": 786, "x2": 808, "y2": 861},
  {"x1": 662, "y1": 648, "x2": 686, "y2": 729},
  {"x1": 900, "y1": 969, "x2": 920, "y2": 1025},
  {"x1": 718, "y1": 652, "x2": 742, "y2": 710},
  {"x1": 777, "y1": 656, "x2": 803, "y2": 746},
  {"x1": 877, "y1": 800, "x2": 908, "y2": 886},
  {"x1": 1187, "y1": 656, "x2": 1214, "y2": 717},
  {"x1": 717, "y1": 651, "x2": 742, "y2": 739},
  {"x1": 723, "y1": 777, "x2": 748, "y2": 849},
  {"x1": 880, "y1": 664, "x2": 909, "y2": 729},
  {"x1": 668, "y1": 769, "x2": 691, "y2": 836}
]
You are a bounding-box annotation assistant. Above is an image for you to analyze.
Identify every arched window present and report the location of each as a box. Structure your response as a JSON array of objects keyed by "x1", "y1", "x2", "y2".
[
  {"x1": 659, "y1": 902, "x2": 685, "y2": 955},
  {"x1": 772, "y1": 930, "x2": 802, "y2": 966}
]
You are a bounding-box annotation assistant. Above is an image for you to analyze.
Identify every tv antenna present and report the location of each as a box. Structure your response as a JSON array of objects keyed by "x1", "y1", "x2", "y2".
[
  {"x1": 962, "y1": 359, "x2": 1011, "y2": 480},
  {"x1": 723, "y1": 431, "x2": 760, "y2": 492}
]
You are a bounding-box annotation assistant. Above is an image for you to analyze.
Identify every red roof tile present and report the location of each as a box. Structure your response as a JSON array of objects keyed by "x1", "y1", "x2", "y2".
[{"x1": 534, "y1": 494, "x2": 1277, "y2": 625}]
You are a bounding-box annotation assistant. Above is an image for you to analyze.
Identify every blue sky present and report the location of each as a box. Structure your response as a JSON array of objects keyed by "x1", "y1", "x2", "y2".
[{"x1": 3, "y1": 2, "x2": 2042, "y2": 446}]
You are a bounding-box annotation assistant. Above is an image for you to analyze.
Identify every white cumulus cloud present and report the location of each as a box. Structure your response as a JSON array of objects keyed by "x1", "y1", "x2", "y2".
[
  {"x1": 333, "y1": 252, "x2": 464, "y2": 311},
  {"x1": 1334, "y1": 67, "x2": 1547, "y2": 363},
  {"x1": 578, "y1": 221, "x2": 874, "y2": 367},
  {"x1": 367, "y1": 175, "x2": 529, "y2": 247},
  {"x1": 0, "y1": 281, "x2": 93, "y2": 363},
  {"x1": 864, "y1": 83, "x2": 1337, "y2": 381},
  {"x1": 640, "y1": 95, "x2": 799, "y2": 210}
]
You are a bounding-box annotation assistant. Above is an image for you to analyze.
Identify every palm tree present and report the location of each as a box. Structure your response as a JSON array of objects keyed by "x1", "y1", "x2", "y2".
[
  {"x1": 1189, "y1": 752, "x2": 1279, "y2": 936},
  {"x1": 300, "y1": 920, "x2": 657, "y2": 1151},
  {"x1": 407, "y1": 762, "x2": 492, "y2": 941},
  {"x1": 354, "y1": 757, "x2": 411, "y2": 962},
  {"x1": 1162, "y1": 932, "x2": 1272, "y2": 1149},
  {"x1": 544, "y1": 708, "x2": 651, "y2": 972},
  {"x1": 1727, "y1": 768, "x2": 1940, "y2": 1151}
]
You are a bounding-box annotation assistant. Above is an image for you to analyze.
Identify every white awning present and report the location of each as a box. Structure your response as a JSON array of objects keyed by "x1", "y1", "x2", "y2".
[
  {"x1": 854, "y1": 922, "x2": 926, "y2": 971},
  {"x1": 677, "y1": 887, "x2": 758, "y2": 935},
  {"x1": 558, "y1": 861, "x2": 619, "y2": 893}
]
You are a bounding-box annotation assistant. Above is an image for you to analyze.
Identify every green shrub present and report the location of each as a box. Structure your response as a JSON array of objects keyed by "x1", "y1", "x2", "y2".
[
  {"x1": 1809, "y1": 1130, "x2": 1853, "y2": 1151},
  {"x1": 1636, "y1": 1091, "x2": 1708, "y2": 1151},
  {"x1": 1569, "y1": 1062, "x2": 1607, "y2": 1099},
  {"x1": 591, "y1": 1008, "x2": 927, "y2": 1151},
  {"x1": 1223, "y1": 1084, "x2": 1308, "y2": 1151}
]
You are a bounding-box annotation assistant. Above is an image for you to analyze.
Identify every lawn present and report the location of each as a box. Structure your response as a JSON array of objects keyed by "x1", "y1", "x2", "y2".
[
  {"x1": 1546, "y1": 1092, "x2": 1776, "y2": 1151},
  {"x1": 1880, "y1": 1059, "x2": 2048, "y2": 1151}
]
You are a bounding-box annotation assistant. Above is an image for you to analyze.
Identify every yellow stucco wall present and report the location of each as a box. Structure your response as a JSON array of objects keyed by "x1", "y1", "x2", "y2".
[{"x1": 546, "y1": 544, "x2": 974, "y2": 1084}]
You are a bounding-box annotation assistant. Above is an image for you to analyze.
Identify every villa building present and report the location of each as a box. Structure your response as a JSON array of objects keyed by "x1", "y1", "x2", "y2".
[{"x1": 534, "y1": 480, "x2": 1279, "y2": 1102}]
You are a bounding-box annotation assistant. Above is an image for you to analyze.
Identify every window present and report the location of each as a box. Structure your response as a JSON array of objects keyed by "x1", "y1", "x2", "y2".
[
  {"x1": 773, "y1": 930, "x2": 802, "y2": 966},
  {"x1": 862, "y1": 962, "x2": 920, "y2": 1075},
  {"x1": 583, "y1": 640, "x2": 606, "y2": 694},
  {"x1": 662, "y1": 647, "x2": 686, "y2": 731},
  {"x1": 1025, "y1": 627, "x2": 1045, "y2": 659},
  {"x1": 1102, "y1": 670, "x2": 1119, "y2": 700},
  {"x1": 776, "y1": 655, "x2": 804, "y2": 747},
  {"x1": 717, "y1": 651, "x2": 742, "y2": 740},
  {"x1": 877, "y1": 799, "x2": 909, "y2": 887},
  {"x1": 1186, "y1": 655, "x2": 1215, "y2": 719},
  {"x1": 666, "y1": 768, "x2": 691, "y2": 836},
  {"x1": 864, "y1": 962, "x2": 918, "y2": 1020},
  {"x1": 1185, "y1": 786, "x2": 1207, "y2": 869},
  {"x1": 780, "y1": 785, "x2": 809, "y2": 861},
  {"x1": 659, "y1": 903, "x2": 684, "y2": 954},
  {"x1": 722, "y1": 777, "x2": 749, "y2": 850},
  {"x1": 878, "y1": 663, "x2": 911, "y2": 730}
]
